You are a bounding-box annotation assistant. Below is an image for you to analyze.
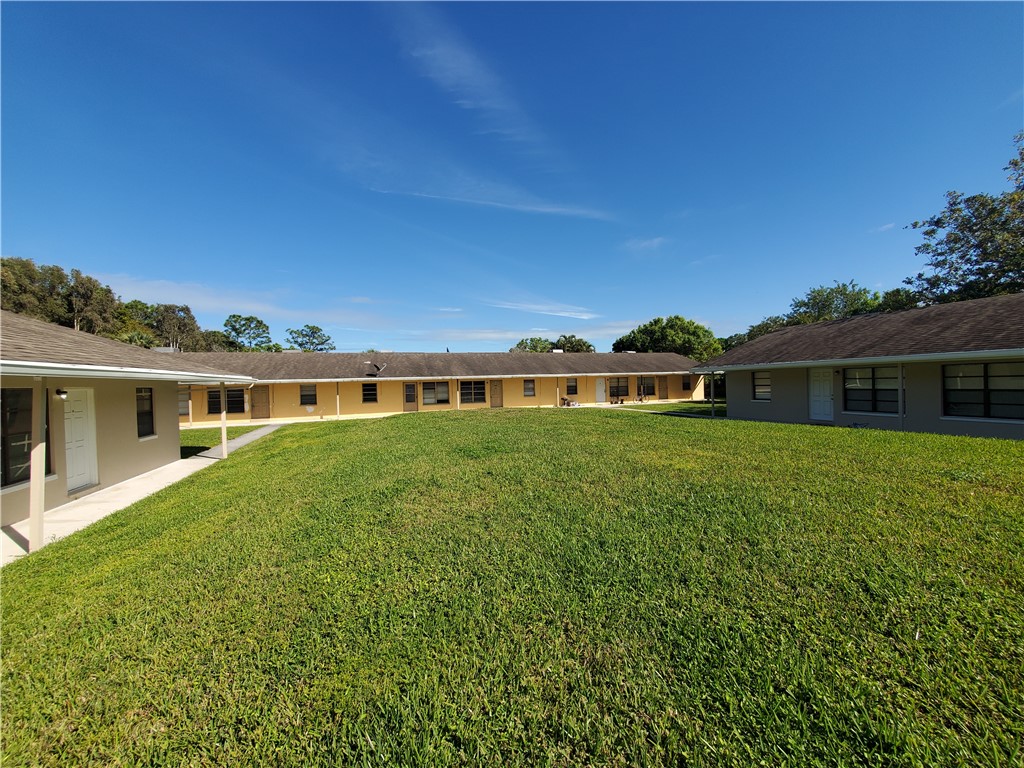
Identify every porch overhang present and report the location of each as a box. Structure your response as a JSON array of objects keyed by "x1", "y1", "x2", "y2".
[{"x1": 0, "y1": 360, "x2": 254, "y2": 384}]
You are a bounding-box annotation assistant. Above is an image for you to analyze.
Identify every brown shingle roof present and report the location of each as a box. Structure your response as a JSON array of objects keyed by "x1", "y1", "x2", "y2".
[
  {"x1": 179, "y1": 351, "x2": 698, "y2": 381},
  {"x1": 701, "y1": 293, "x2": 1024, "y2": 369},
  {"x1": 0, "y1": 310, "x2": 251, "y2": 382}
]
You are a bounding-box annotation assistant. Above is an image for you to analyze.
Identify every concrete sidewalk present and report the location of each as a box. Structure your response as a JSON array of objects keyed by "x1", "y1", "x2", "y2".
[{"x1": 1, "y1": 425, "x2": 280, "y2": 567}]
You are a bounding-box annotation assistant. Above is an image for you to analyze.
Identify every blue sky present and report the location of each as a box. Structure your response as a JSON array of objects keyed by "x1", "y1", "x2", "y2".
[{"x1": 3, "y1": 2, "x2": 1021, "y2": 352}]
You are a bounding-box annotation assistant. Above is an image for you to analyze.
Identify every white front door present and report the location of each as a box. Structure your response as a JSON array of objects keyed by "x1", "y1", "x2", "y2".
[
  {"x1": 64, "y1": 389, "x2": 98, "y2": 492},
  {"x1": 595, "y1": 377, "x2": 606, "y2": 403},
  {"x1": 809, "y1": 369, "x2": 834, "y2": 422}
]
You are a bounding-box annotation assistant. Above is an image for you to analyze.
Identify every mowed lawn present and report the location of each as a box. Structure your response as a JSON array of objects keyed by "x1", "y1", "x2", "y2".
[
  {"x1": 179, "y1": 425, "x2": 266, "y2": 458},
  {"x1": 625, "y1": 401, "x2": 727, "y2": 417},
  {"x1": 2, "y1": 409, "x2": 1022, "y2": 767}
]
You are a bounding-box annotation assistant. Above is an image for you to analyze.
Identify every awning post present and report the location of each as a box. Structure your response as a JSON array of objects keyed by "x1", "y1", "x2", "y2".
[
  {"x1": 28, "y1": 378, "x2": 47, "y2": 551},
  {"x1": 220, "y1": 382, "x2": 228, "y2": 458}
]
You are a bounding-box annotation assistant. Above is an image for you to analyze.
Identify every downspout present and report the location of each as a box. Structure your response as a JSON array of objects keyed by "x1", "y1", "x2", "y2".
[
  {"x1": 336, "y1": 381, "x2": 340, "y2": 420},
  {"x1": 28, "y1": 377, "x2": 47, "y2": 552}
]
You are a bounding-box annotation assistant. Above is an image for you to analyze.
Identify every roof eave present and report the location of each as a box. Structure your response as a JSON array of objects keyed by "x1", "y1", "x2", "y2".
[
  {"x1": 222, "y1": 370, "x2": 698, "y2": 384},
  {"x1": 692, "y1": 347, "x2": 1024, "y2": 373},
  {"x1": 0, "y1": 360, "x2": 255, "y2": 384}
]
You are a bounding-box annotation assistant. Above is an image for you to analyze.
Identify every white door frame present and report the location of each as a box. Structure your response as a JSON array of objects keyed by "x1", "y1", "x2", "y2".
[
  {"x1": 64, "y1": 388, "x2": 98, "y2": 492},
  {"x1": 808, "y1": 368, "x2": 834, "y2": 422}
]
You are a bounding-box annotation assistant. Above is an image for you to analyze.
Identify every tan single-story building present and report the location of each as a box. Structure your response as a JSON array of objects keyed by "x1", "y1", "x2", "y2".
[
  {"x1": 694, "y1": 293, "x2": 1023, "y2": 439},
  {"x1": 0, "y1": 311, "x2": 251, "y2": 546},
  {"x1": 176, "y1": 351, "x2": 705, "y2": 426}
]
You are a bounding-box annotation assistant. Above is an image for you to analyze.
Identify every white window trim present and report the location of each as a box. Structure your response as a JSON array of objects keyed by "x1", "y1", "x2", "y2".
[{"x1": 1, "y1": 473, "x2": 60, "y2": 495}]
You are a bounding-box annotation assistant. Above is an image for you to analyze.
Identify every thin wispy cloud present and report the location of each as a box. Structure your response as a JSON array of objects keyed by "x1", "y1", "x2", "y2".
[
  {"x1": 870, "y1": 222, "x2": 896, "y2": 233},
  {"x1": 435, "y1": 307, "x2": 464, "y2": 313},
  {"x1": 204, "y1": 33, "x2": 605, "y2": 223},
  {"x1": 310, "y1": 89, "x2": 609, "y2": 220},
  {"x1": 485, "y1": 299, "x2": 599, "y2": 320},
  {"x1": 96, "y1": 274, "x2": 388, "y2": 329},
  {"x1": 687, "y1": 254, "x2": 721, "y2": 268},
  {"x1": 398, "y1": 190, "x2": 612, "y2": 221},
  {"x1": 623, "y1": 236, "x2": 669, "y2": 252},
  {"x1": 394, "y1": 5, "x2": 550, "y2": 157},
  {"x1": 997, "y1": 88, "x2": 1023, "y2": 110},
  {"x1": 98, "y1": 274, "x2": 290, "y2": 319}
]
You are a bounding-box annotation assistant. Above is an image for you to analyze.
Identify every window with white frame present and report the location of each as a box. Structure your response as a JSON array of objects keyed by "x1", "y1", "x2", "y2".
[
  {"x1": 523, "y1": 379, "x2": 536, "y2": 397},
  {"x1": 752, "y1": 371, "x2": 772, "y2": 401},
  {"x1": 565, "y1": 378, "x2": 578, "y2": 396},
  {"x1": 423, "y1": 381, "x2": 450, "y2": 405},
  {"x1": 943, "y1": 361, "x2": 1023, "y2": 420},
  {"x1": 136, "y1": 387, "x2": 155, "y2": 437},
  {"x1": 208, "y1": 388, "x2": 245, "y2": 414},
  {"x1": 843, "y1": 367, "x2": 898, "y2": 413},
  {"x1": 362, "y1": 383, "x2": 378, "y2": 403},
  {"x1": 300, "y1": 384, "x2": 317, "y2": 405},
  {"x1": 609, "y1": 377, "x2": 629, "y2": 398},
  {"x1": 178, "y1": 388, "x2": 191, "y2": 416},
  {"x1": 460, "y1": 380, "x2": 486, "y2": 403}
]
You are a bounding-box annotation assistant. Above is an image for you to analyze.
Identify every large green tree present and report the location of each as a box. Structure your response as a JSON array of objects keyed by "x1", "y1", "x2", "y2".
[
  {"x1": 195, "y1": 329, "x2": 244, "y2": 352},
  {"x1": 65, "y1": 269, "x2": 120, "y2": 334},
  {"x1": 224, "y1": 314, "x2": 274, "y2": 350},
  {"x1": 1, "y1": 257, "x2": 73, "y2": 325},
  {"x1": 787, "y1": 280, "x2": 880, "y2": 324},
  {"x1": 905, "y1": 133, "x2": 1024, "y2": 302},
  {"x1": 612, "y1": 316, "x2": 722, "y2": 362},
  {"x1": 737, "y1": 280, "x2": 893, "y2": 346},
  {"x1": 151, "y1": 305, "x2": 202, "y2": 350},
  {"x1": 286, "y1": 324, "x2": 336, "y2": 352},
  {"x1": 553, "y1": 334, "x2": 595, "y2": 353},
  {"x1": 510, "y1": 337, "x2": 554, "y2": 353}
]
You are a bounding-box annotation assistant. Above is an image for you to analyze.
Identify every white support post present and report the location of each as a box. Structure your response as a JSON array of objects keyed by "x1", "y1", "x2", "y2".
[
  {"x1": 28, "y1": 378, "x2": 47, "y2": 551},
  {"x1": 898, "y1": 362, "x2": 905, "y2": 432},
  {"x1": 710, "y1": 375, "x2": 716, "y2": 418},
  {"x1": 220, "y1": 382, "x2": 228, "y2": 458}
]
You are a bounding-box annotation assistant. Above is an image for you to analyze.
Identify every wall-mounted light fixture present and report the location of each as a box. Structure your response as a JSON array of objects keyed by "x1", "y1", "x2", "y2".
[{"x1": 55, "y1": 389, "x2": 68, "y2": 400}]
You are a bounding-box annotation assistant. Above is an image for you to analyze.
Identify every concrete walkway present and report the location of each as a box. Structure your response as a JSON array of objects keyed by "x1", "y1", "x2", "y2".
[{"x1": 1, "y1": 425, "x2": 280, "y2": 567}]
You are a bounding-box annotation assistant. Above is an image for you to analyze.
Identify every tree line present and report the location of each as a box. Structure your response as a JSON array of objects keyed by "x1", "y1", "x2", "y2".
[{"x1": 0, "y1": 257, "x2": 336, "y2": 352}]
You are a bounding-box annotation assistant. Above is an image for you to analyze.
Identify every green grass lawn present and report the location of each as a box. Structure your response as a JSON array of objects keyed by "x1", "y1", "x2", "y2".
[
  {"x1": 179, "y1": 425, "x2": 265, "y2": 458},
  {"x1": 3, "y1": 409, "x2": 1022, "y2": 766},
  {"x1": 625, "y1": 401, "x2": 727, "y2": 417}
]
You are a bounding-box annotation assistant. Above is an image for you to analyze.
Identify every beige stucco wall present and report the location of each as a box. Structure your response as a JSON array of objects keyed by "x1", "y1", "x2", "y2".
[
  {"x1": 2, "y1": 376, "x2": 181, "y2": 525},
  {"x1": 181, "y1": 373, "x2": 705, "y2": 426},
  {"x1": 725, "y1": 364, "x2": 1023, "y2": 439}
]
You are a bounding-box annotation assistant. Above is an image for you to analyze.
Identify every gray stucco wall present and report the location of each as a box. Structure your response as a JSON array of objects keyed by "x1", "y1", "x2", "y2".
[{"x1": 725, "y1": 363, "x2": 1023, "y2": 440}]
